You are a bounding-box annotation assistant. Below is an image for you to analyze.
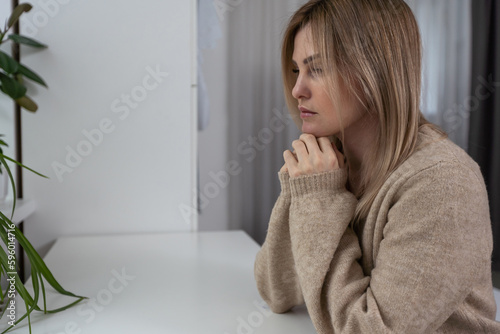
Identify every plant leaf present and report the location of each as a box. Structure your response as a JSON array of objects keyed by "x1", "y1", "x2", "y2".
[
  {"x1": 0, "y1": 150, "x2": 84, "y2": 334},
  {"x1": 8, "y1": 34, "x2": 47, "y2": 48},
  {"x1": 0, "y1": 154, "x2": 17, "y2": 218},
  {"x1": 2, "y1": 155, "x2": 48, "y2": 178},
  {"x1": 0, "y1": 72, "x2": 27, "y2": 99},
  {"x1": 0, "y1": 238, "x2": 38, "y2": 333},
  {"x1": 7, "y1": 3, "x2": 33, "y2": 29},
  {"x1": 15, "y1": 95, "x2": 38, "y2": 112},
  {"x1": 0, "y1": 212, "x2": 87, "y2": 301},
  {"x1": 0, "y1": 50, "x2": 19, "y2": 73},
  {"x1": 17, "y1": 63, "x2": 47, "y2": 87}
]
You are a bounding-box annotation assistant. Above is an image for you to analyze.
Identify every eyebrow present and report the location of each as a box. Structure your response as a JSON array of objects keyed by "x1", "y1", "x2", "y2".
[{"x1": 292, "y1": 54, "x2": 321, "y2": 66}]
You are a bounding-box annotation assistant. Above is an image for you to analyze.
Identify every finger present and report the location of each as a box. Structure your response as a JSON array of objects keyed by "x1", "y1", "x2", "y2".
[
  {"x1": 280, "y1": 163, "x2": 288, "y2": 173},
  {"x1": 291, "y1": 140, "x2": 308, "y2": 161},
  {"x1": 299, "y1": 133, "x2": 320, "y2": 154},
  {"x1": 317, "y1": 137, "x2": 334, "y2": 154},
  {"x1": 318, "y1": 137, "x2": 340, "y2": 169},
  {"x1": 332, "y1": 144, "x2": 345, "y2": 169},
  {"x1": 283, "y1": 150, "x2": 298, "y2": 165},
  {"x1": 283, "y1": 150, "x2": 299, "y2": 175}
]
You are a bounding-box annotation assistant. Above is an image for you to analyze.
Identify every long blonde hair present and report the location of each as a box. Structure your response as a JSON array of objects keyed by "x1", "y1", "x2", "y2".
[{"x1": 282, "y1": 0, "x2": 443, "y2": 223}]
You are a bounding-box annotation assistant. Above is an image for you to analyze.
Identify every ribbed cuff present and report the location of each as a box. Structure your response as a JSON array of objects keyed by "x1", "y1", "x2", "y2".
[
  {"x1": 290, "y1": 169, "x2": 348, "y2": 198},
  {"x1": 278, "y1": 172, "x2": 291, "y2": 198}
]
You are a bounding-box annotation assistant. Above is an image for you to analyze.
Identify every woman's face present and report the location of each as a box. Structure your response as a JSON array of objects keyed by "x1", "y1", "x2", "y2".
[{"x1": 292, "y1": 26, "x2": 365, "y2": 137}]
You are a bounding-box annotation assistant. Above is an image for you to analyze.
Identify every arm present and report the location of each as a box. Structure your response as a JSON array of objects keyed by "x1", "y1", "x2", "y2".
[
  {"x1": 289, "y1": 162, "x2": 492, "y2": 333},
  {"x1": 255, "y1": 134, "x2": 350, "y2": 314},
  {"x1": 254, "y1": 172, "x2": 305, "y2": 313}
]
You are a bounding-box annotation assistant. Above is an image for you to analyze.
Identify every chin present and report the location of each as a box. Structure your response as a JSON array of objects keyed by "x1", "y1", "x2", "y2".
[{"x1": 301, "y1": 126, "x2": 334, "y2": 138}]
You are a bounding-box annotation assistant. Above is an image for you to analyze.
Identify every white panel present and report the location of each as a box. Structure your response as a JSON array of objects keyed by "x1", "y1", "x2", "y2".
[
  {"x1": 20, "y1": 0, "x2": 196, "y2": 252},
  {"x1": 0, "y1": 0, "x2": 16, "y2": 201}
]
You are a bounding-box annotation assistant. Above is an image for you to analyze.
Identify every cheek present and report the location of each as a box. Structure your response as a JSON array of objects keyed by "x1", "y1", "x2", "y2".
[
  {"x1": 342, "y1": 94, "x2": 366, "y2": 124},
  {"x1": 316, "y1": 90, "x2": 334, "y2": 112},
  {"x1": 319, "y1": 96, "x2": 340, "y2": 124}
]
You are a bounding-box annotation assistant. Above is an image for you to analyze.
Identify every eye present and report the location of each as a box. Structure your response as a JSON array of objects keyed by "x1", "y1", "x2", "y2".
[{"x1": 292, "y1": 68, "x2": 299, "y2": 74}]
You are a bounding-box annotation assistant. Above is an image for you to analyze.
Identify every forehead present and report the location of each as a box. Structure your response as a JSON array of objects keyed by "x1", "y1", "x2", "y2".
[{"x1": 292, "y1": 26, "x2": 316, "y2": 62}]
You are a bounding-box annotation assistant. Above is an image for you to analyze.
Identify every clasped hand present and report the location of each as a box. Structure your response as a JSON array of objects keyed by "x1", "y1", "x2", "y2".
[{"x1": 281, "y1": 134, "x2": 344, "y2": 178}]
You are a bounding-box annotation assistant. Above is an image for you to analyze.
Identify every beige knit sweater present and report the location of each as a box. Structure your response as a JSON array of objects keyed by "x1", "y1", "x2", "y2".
[{"x1": 254, "y1": 127, "x2": 500, "y2": 333}]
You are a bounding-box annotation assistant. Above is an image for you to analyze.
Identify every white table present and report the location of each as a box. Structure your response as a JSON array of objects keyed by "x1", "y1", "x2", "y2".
[
  {"x1": 2, "y1": 231, "x2": 315, "y2": 333},
  {"x1": 0, "y1": 199, "x2": 36, "y2": 225}
]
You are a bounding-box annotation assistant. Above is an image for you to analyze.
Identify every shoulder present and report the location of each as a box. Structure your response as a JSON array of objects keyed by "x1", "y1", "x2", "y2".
[
  {"x1": 369, "y1": 127, "x2": 489, "y2": 220},
  {"x1": 377, "y1": 126, "x2": 491, "y2": 251},
  {"x1": 388, "y1": 126, "x2": 487, "y2": 197}
]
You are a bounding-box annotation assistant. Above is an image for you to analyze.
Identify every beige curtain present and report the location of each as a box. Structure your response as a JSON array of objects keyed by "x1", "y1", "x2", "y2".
[
  {"x1": 226, "y1": 1, "x2": 305, "y2": 243},
  {"x1": 405, "y1": 0, "x2": 472, "y2": 149}
]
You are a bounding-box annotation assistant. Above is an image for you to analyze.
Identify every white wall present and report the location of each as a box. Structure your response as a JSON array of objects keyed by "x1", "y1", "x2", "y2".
[
  {"x1": 18, "y1": 0, "x2": 197, "y2": 257},
  {"x1": 198, "y1": 16, "x2": 230, "y2": 231}
]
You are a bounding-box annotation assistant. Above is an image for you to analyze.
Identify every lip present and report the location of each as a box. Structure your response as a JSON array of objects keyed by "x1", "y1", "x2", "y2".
[{"x1": 299, "y1": 106, "x2": 317, "y2": 119}]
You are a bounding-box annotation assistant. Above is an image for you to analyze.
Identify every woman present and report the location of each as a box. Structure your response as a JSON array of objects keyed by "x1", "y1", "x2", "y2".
[{"x1": 254, "y1": 0, "x2": 500, "y2": 333}]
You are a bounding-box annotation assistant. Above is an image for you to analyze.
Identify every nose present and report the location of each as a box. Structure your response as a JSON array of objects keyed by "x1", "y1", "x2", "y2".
[{"x1": 292, "y1": 75, "x2": 310, "y2": 101}]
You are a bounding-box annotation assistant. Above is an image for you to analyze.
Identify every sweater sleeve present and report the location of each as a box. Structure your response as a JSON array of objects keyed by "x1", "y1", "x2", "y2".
[
  {"x1": 287, "y1": 163, "x2": 493, "y2": 333},
  {"x1": 254, "y1": 172, "x2": 305, "y2": 313}
]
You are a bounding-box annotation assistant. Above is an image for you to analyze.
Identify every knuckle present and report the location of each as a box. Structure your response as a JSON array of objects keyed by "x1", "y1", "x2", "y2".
[
  {"x1": 326, "y1": 154, "x2": 337, "y2": 165},
  {"x1": 301, "y1": 133, "x2": 314, "y2": 141},
  {"x1": 313, "y1": 152, "x2": 322, "y2": 160},
  {"x1": 303, "y1": 163, "x2": 313, "y2": 174}
]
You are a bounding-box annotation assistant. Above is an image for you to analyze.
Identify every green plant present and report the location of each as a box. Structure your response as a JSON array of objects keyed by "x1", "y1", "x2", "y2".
[
  {"x1": 0, "y1": 3, "x2": 85, "y2": 333},
  {"x1": 0, "y1": 146, "x2": 86, "y2": 333},
  {"x1": 0, "y1": 3, "x2": 47, "y2": 111},
  {"x1": 0, "y1": 3, "x2": 46, "y2": 174}
]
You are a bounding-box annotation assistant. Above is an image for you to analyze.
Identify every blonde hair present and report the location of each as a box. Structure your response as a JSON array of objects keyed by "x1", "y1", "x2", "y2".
[{"x1": 282, "y1": 0, "x2": 444, "y2": 223}]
